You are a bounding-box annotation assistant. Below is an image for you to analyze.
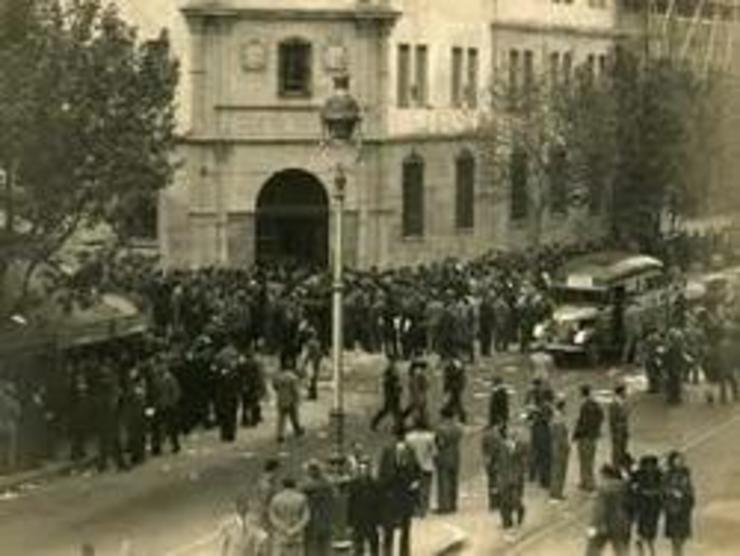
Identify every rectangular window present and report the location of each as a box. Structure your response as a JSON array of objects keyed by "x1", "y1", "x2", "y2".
[
  {"x1": 549, "y1": 51, "x2": 560, "y2": 89},
  {"x1": 586, "y1": 53, "x2": 596, "y2": 85},
  {"x1": 455, "y1": 152, "x2": 476, "y2": 230},
  {"x1": 414, "y1": 45, "x2": 429, "y2": 106},
  {"x1": 549, "y1": 146, "x2": 568, "y2": 214},
  {"x1": 562, "y1": 51, "x2": 573, "y2": 86},
  {"x1": 402, "y1": 156, "x2": 425, "y2": 237},
  {"x1": 509, "y1": 49, "x2": 520, "y2": 99},
  {"x1": 278, "y1": 40, "x2": 312, "y2": 97},
  {"x1": 510, "y1": 148, "x2": 528, "y2": 220},
  {"x1": 398, "y1": 44, "x2": 411, "y2": 107},
  {"x1": 467, "y1": 48, "x2": 479, "y2": 108},
  {"x1": 451, "y1": 47, "x2": 464, "y2": 107},
  {"x1": 523, "y1": 50, "x2": 535, "y2": 98},
  {"x1": 598, "y1": 53, "x2": 607, "y2": 78}
]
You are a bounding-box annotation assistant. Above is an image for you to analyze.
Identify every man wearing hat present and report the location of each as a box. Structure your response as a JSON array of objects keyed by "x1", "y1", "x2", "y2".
[
  {"x1": 549, "y1": 395, "x2": 570, "y2": 502},
  {"x1": 608, "y1": 384, "x2": 630, "y2": 470},
  {"x1": 370, "y1": 358, "x2": 403, "y2": 434},
  {"x1": 347, "y1": 457, "x2": 380, "y2": 555},
  {"x1": 401, "y1": 359, "x2": 430, "y2": 430},
  {"x1": 442, "y1": 358, "x2": 468, "y2": 424},
  {"x1": 301, "y1": 460, "x2": 336, "y2": 556}
]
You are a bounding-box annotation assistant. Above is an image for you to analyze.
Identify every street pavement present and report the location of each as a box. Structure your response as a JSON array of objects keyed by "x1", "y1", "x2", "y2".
[{"x1": 1, "y1": 350, "x2": 738, "y2": 555}]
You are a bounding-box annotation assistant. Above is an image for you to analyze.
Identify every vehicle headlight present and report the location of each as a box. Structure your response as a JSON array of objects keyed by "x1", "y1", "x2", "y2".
[
  {"x1": 574, "y1": 329, "x2": 589, "y2": 345},
  {"x1": 534, "y1": 324, "x2": 547, "y2": 339}
]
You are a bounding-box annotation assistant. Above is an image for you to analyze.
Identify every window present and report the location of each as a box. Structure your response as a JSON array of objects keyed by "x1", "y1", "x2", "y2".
[
  {"x1": 598, "y1": 54, "x2": 608, "y2": 78},
  {"x1": 467, "y1": 48, "x2": 479, "y2": 108},
  {"x1": 585, "y1": 54, "x2": 596, "y2": 86},
  {"x1": 398, "y1": 44, "x2": 411, "y2": 107},
  {"x1": 562, "y1": 51, "x2": 573, "y2": 86},
  {"x1": 523, "y1": 50, "x2": 535, "y2": 98},
  {"x1": 510, "y1": 147, "x2": 528, "y2": 220},
  {"x1": 549, "y1": 146, "x2": 568, "y2": 214},
  {"x1": 588, "y1": 0, "x2": 607, "y2": 7},
  {"x1": 402, "y1": 154, "x2": 425, "y2": 237},
  {"x1": 414, "y1": 45, "x2": 429, "y2": 106},
  {"x1": 278, "y1": 39, "x2": 312, "y2": 97},
  {"x1": 451, "y1": 47, "x2": 464, "y2": 107},
  {"x1": 549, "y1": 51, "x2": 561, "y2": 89},
  {"x1": 455, "y1": 150, "x2": 476, "y2": 230},
  {"x1": 509, "y1": 49, "x2": 521, "y2": 99}
]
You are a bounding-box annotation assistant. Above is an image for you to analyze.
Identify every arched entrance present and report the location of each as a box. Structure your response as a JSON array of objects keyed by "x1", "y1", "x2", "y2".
[{"x1": 256, "y1": 169, "x2": 329, "y2": 267}]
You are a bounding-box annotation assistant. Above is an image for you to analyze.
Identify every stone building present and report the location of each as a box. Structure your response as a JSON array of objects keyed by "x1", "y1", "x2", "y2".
[{"x1": 158, "y1": 0, "x2": 639, "y2": 269}]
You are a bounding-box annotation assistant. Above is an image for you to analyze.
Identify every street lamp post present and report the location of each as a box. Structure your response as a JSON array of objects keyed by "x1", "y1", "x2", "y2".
[{"x1": 320, "y1": 75, "x2": 362, "y2": 469}]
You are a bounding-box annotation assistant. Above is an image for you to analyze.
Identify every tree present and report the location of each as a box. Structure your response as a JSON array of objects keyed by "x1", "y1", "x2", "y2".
[
  {"x1": 0, "y1": 0, "x2": 178, "y2": 314},
  {"x1": 479, "y1": 61, "x2": 617, "y2": 247}
]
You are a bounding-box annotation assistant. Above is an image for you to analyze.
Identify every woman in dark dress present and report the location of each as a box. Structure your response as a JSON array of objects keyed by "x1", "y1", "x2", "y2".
[
  {"x1": 633, "y1": 455, "x2": 663, "y2": 556},
  {"x1": 663, "y1": 451, "x2": 695, "y2": 556}
]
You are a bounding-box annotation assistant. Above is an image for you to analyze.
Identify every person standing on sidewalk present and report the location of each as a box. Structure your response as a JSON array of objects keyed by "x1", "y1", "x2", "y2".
[
  {"x1": 405, "y1": 418, "x2": 437, "y2": 517},
  {"x1": 573, "y1": 385, "x2": 604, "y2": 492},
  {"x1": 273, "y1": 366, "x2": 304, "y2": 443},
  {"x1": 254, "y1": 459, "x2": 282, "y2": 540},
  {"x1": 347, "y1": 457, "x2": 381, "y2": 556},
  {"x1": 497, "y1": 427, "x2": 529, "y2": 540},
  {"x1": 608, "y1": 384, "x2": 630, "y2": 471},
  {"x1": 632, "y1": 455, "x2": 663, "y2": 556},
  {"x1": 584, "y1": 464, "x2": 631, "y2": 556},
  {"x1": 663, "y1": 451, "x2": 695, "y2": 556},
  {"x1": 370, "y1": 359, "x2": 403, "y2": 434},
  {"x1": 269, "y1": 477, "x2": 311, "y2": 556},
  {"x1": 549, "y1": 395, "x2": 570, "y2": 502},
  {"x1": 149, "y1": 360, "x2": 182, "y2": 456},
  {"x1": 378, "y1": 434, "x2": 422, "y2": 556},
  {"x1": 0, "y1": 380, "x2": 21, "y2": 472},
  {"x1": 481, "y1": 421, "x2": 505, "y2": 511},
  {"x1": 435, "y1": 407, "x2": 463, "y2": 514},
  {"x1": 302, "y1": 328, "x2": 324, "y2": 401},
  {"x1": 240, "y1": 346, "x2": 266, "y2": 428},
  {"x1": 301, "y1": 460, "x2": 336, "y2": 556}
]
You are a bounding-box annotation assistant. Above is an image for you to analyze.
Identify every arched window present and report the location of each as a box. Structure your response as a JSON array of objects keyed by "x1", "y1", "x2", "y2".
[
  {"x1": 402, "y1": 153, "x2": 425, "y2": 237},
  {"x1": 510, "y1": 147, "x2": 528, "y2": 220},
  {"x1": 278, "y1": 38, "x2": 312, "y2": 97},
  {"x1": 455, "y1": 149, "x2": 476, "y2": 230}
]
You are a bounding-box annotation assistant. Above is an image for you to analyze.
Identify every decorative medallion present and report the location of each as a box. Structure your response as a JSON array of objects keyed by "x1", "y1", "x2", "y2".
[
  {"x1": 324, "y1": 41, "x2": 348, "y2": 73},
  {"x1": 241, "y1": 39, "x2": 267, "y2": 72}
]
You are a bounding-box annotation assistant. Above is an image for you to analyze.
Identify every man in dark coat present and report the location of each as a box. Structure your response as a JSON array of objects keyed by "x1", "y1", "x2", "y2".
[
  {"x1": 94, "y1": 361, "x2": 127, "y2": 472},
  {"x1": 347, "y1": 458, "x2": 381, "y2": 556},
  {"x1": 401, "y1": 360, "x2": 429, "y2": 429},
  {"x1": 149, "y1": 360, "x2": 182, "y2": 456},
  {"x1": 549, "y1": 396, "x2": 570, "y2": 502},
  {"x1": 585, "y1": 464, "x2": 631, "y2": 556},
  {"x1": 573, "y1": 385, "x2": 604, "y2": 492},
  {"x1": 240, "y1": 347, "x2": 266, "y2": 427},
  {"x1": 479, "y1": 294, "x2": 495, "y2": 357},
  {"x1": 435, "y1": 407, "x2": 463, "y2": 514},
  {"x1": 213, "y1": 343, "x2": 242, "y2": 442},
  {"x1": 301, "y1": 460, "x2": 336, "y2": 556},
  {"x1": 370, "y1": 359, "x2": 402, "y2": 434},
  {"x1": 608, "y1": 384, "x2": 629, "y2": 470},
  {"x1": 488, "y1": 376, "x2": 510, "y2": 431},
  {"x1": 442, "y1": 359, "x2": 467, "y2": 423},
  {"x1": 497, "y1": 427, "x2": 529, "y2": 535},
  {"x1": 273, "y1": 366, "x2": 304, "y2": 443},
  {"x1": 377, "y1": 436, "x2": 422, "y2": 556},
  {"x1": 481, "y1": 422, "x2": 505, "y2": 511}
]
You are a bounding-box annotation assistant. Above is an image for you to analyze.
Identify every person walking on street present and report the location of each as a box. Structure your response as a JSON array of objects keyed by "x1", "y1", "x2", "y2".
[
  {"x1": 370, "y1": 359, "x2": 403, "y2": 434},
  {"x1": 549, "y1": 396, "x2": 570, "y2": 502},
  {"x1": 481, "y1": 422, "x2": 505, "y2": 511},
  {"x1": 302, "y1": 328, "x2": 324, "y2": 401},
  {"x1": 608, "y1": 384, "x2": 630, "y2": 471},
  {"x1": 488, "y1": 376, "x2": 510, "y2": 432},
  {"x1": 405, "y1": 419, "x2": 437, "y2": 517},
  {"x1": 254, "y1": 459, "x2": 282, "y2": 539},
  {"x1": 664, "y1": 451, "x2": 695, "y2": 556},
  {"x1": 301, "y1": 460, "x2": 336, "y2": 556},
  {"x1": 220, "y1": 494, "x2": 269, "y2": 556},
  {"x1": 377, "y1": 434, "x2": 422, "y2": 556},
  {"x1": 526, "y1": 379, "x2": 554, "y2": 489},
  {"x1": 573, "y1": 385, "x2": 605, "y2": 492},
  {"x1": 584, "y1": 464, "x2": 631, "y2": 556},
  {"x1": 269, "y1": 477, "x2": 311, "y2": 556},
  {"x1": 435, "y1": 407, "x2": 463, "y2": 514},
  {"x1": 497, "y1": 427, "x2": 529, "y2": 541},
  {"x1": 273, "y1": 367, "x2": 304, "y2": 443},
  {"x1": 401, "y1": 360, "x2": 430, "y2": 430},
  {"x1": 347, "y1": 458, "x2": 381, "y2": 556},
  {"x1": 632, "y1": 455, "x2": 663, "y2": 556},
  {"x1": 214, "y1": 344, "x2": 242, "y2": 442},
  {"x1": 717, "y1": 322, "x2": 740, "y2": 404},
  {"x1": 0, "y1": 381, "x2": 21, "y2": 472}
]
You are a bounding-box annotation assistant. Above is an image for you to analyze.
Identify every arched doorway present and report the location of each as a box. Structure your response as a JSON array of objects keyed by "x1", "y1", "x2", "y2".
[{"x1": 256, "y1": 169, "x2": 329, "y2": 267}]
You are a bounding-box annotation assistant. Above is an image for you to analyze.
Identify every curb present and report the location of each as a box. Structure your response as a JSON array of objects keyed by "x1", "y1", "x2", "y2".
[
  {"x1": 0, "y1": 458, "x2": 93, "y2": 494},
  {"x1": 432, "y1": 523, "x2": 469, "y2": 556}
]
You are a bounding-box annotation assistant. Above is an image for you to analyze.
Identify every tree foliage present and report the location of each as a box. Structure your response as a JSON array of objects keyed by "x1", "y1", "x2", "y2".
[{"x1": 0, "y1": 0, "x2": 178, "y2": 312}]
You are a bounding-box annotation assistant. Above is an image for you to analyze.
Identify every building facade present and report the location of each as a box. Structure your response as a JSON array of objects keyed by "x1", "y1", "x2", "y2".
[{"x1": 161, "y1": 0, "x2": 631, "y2": 270}]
